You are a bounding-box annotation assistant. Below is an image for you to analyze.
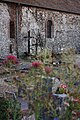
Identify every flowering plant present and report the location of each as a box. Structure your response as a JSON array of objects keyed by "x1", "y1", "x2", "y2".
[
  {"x1": 45, "y1": 66, "x2": 52, "y2": 75},
  {"x1": 17, "y1": 61, "x2": 58, "y2": 119},
  {"x1": 3, "y1": 55, "x2": 18, "y2": 67},
  {"x1": 32, "y1": 61, "x2": 43, "y2": 68},
  {"x1": 56, "y1": 84, "x2": 68, "y2": 94}
]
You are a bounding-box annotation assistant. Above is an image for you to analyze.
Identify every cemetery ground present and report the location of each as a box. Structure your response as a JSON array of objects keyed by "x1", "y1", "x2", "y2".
[{"x1": 0, "y1": 48, "x2": 80, "y2": 120}]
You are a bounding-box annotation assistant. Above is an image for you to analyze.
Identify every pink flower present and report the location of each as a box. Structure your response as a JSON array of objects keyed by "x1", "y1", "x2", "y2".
[
  {"x1": 6, "y1": 55, "x2": 18, "y2": 64},
  {"x1": 7, "y1": 55, "x2": 17, "y2": 61},
  {"x1": 45, "y1": 66, "x2": 52, "y2": 74},
  {"x1": 32, "y1": 61, "x2": 42, "y2": 68},
  {"x1": 60, "y1": 84, "x2": 67, "y2": 89},
  {"x1": 3, "y1": 55, "x2": 18, "y2": 65}
]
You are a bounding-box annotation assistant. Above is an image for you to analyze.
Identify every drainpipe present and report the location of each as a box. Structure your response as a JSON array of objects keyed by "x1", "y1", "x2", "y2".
[{"x1": 16, "y1": 3, "x2": 19, "y2": 58}]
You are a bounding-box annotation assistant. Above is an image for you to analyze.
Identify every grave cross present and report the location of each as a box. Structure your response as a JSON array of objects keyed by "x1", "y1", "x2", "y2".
[
  {"x1": 24, "y1": 30, "x2": 33, "y2": 55},
  {"x1": 24, "y1": 30, "x2": 39, "y2": 55}
]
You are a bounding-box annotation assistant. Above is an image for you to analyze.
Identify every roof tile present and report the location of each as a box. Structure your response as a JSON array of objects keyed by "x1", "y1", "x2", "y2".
[{"x1": 2, "y1": 0, "x2": 80, "y2": 14}]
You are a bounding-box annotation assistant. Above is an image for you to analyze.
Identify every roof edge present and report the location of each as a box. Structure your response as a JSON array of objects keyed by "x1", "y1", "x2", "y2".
[{"x1": 1, "y1": 0, "x2": 80, "y2": 15}]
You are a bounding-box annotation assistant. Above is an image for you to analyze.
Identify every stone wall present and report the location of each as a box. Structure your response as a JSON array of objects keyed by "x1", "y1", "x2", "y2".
[
  {"x1": 8, "y1": 3, "x2": 17, "y2": 56},
  {"x1": 20, "y1": 7, "x2": 46, "y2": 54},
  {"x1": 20, "y1": 7, "x2": 80, "y2": 54},
  {"x1": 0, "y1": 3, "x2": 10, "y2": 57},
  {"x1": 0, "y1": 2, "x2": 80, "y2": 56}
]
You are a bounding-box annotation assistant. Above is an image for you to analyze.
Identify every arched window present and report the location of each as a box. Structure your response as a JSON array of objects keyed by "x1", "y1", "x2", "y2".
[
  {"x1": 47, "y1": 20, "x2": 52, "y2": 38},
  {"x1": 10, "y1": 21, "x2": 15, "y2": 38}
]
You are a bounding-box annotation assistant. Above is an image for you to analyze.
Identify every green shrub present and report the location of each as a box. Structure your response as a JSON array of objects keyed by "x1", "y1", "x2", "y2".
[{"x1": 0, "y1": 98, "x2": 22, "y2": 120}]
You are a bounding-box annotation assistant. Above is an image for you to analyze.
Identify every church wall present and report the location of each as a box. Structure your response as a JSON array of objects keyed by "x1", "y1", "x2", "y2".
[
  {"x1": 0, "y1": 3, "x2": 10, "y2": 56},
  {"x1": 0, "y1": 2, "x2": 80, "y2": 56},
  {"x1": 21, "y1": 7, "x2": 80, "y2": 54}
]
